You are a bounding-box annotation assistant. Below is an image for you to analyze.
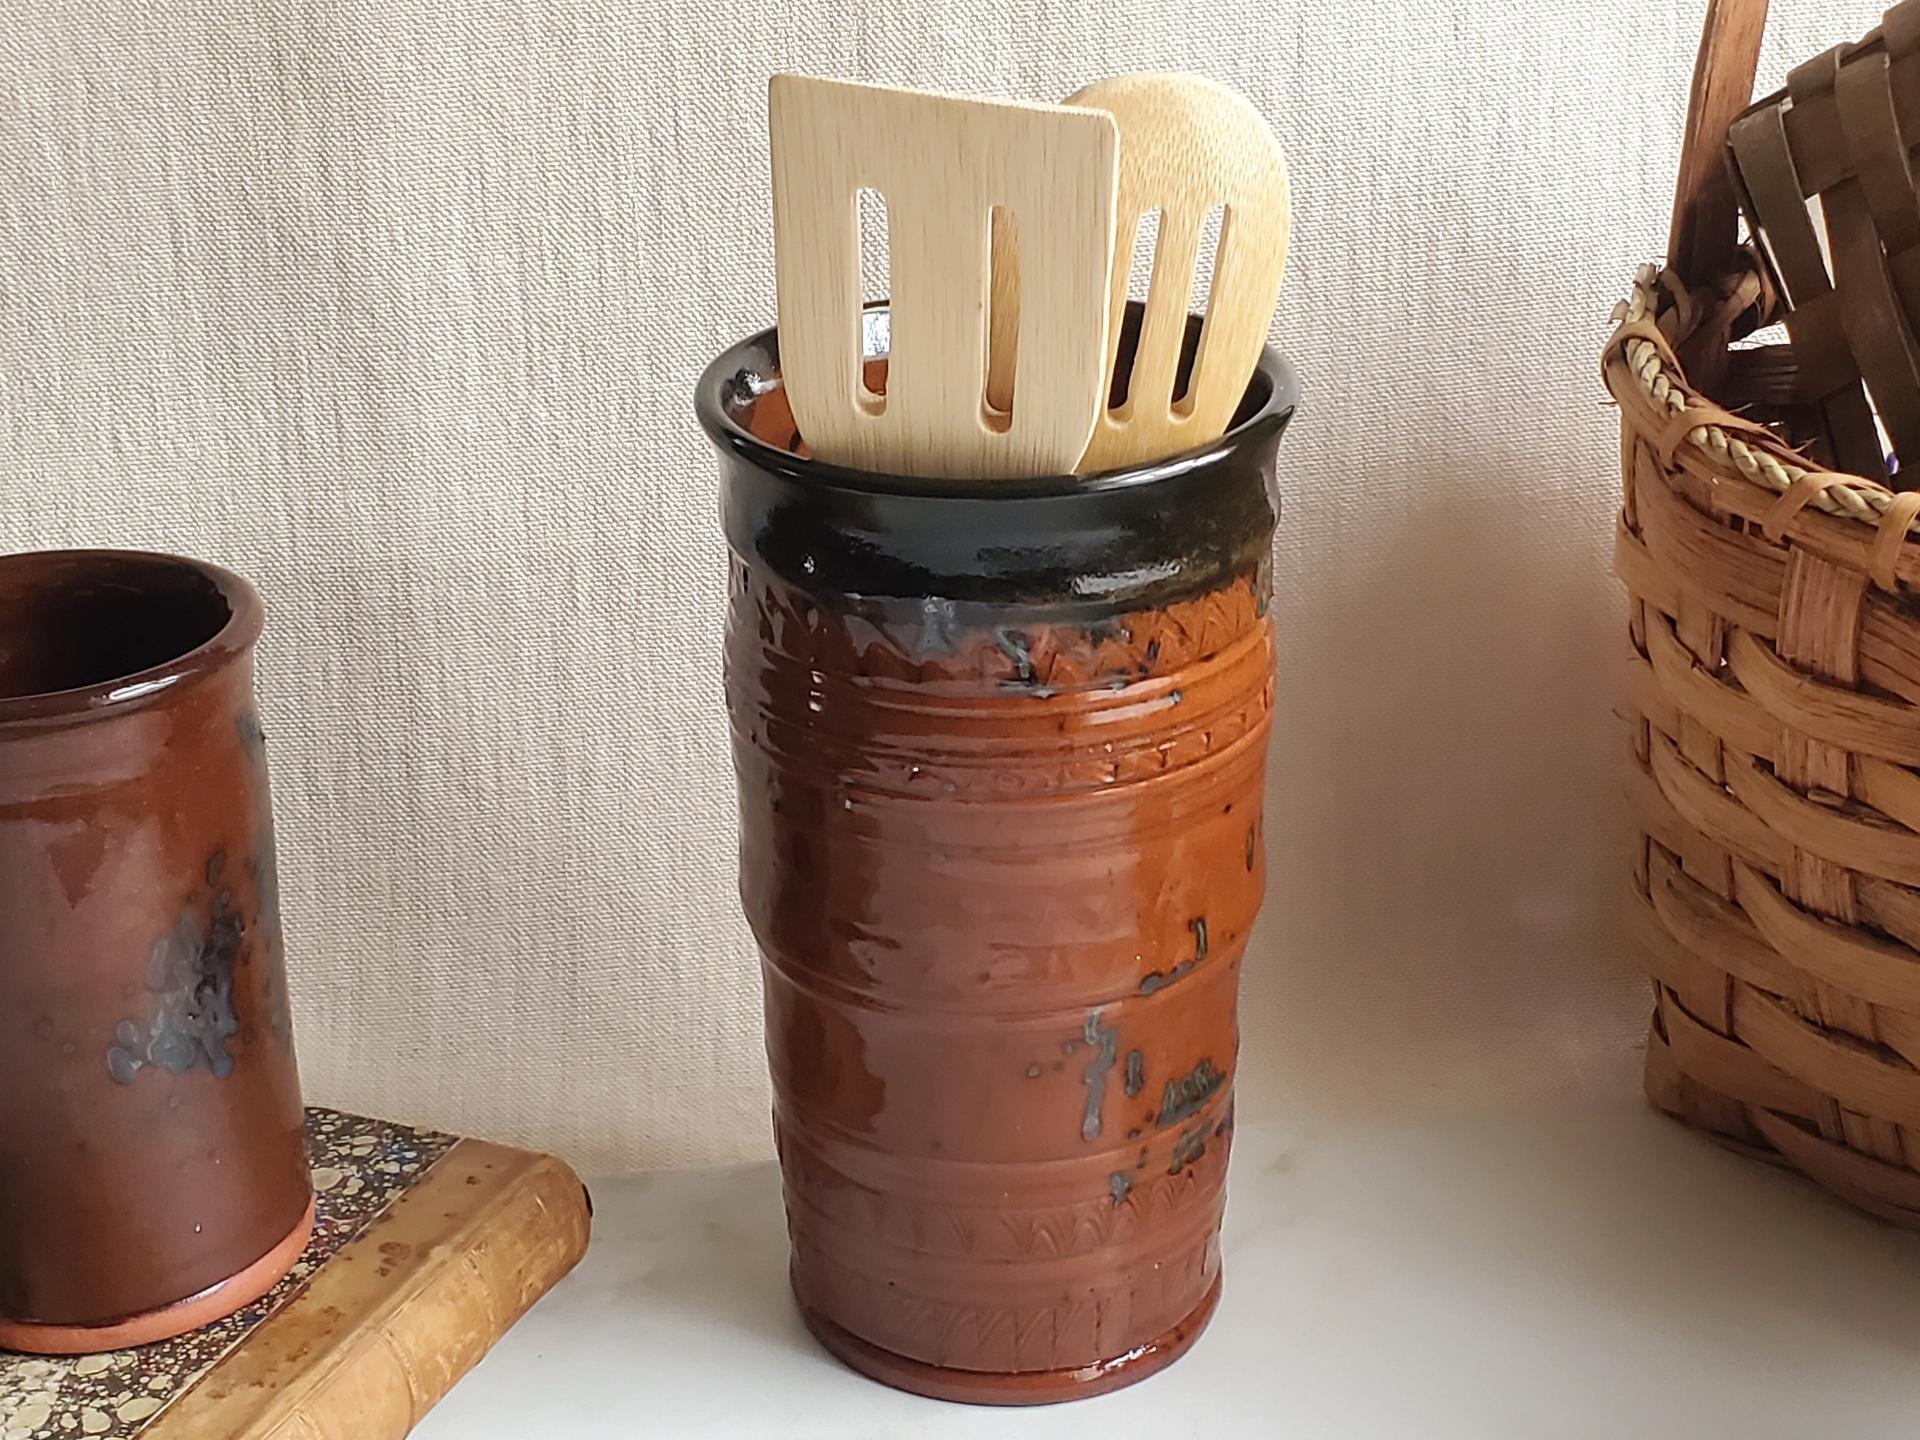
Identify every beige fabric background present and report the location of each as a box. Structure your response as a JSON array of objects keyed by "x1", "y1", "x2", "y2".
[{"x1": 0, "y1": 1, "x2": 1872, "y2": 1171}]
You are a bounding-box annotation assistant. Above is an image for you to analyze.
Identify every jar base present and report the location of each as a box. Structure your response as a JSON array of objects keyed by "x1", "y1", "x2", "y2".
[
  {"x1": 799, "y1": 1273, "x2": 1222, "y2": 1406},
  {"x1": 0, "y1": 1193, "x2": 316, "y2": 1356}
]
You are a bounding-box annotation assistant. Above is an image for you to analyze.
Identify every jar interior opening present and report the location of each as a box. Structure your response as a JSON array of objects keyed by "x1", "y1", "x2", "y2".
[
  {"x1": 0, "y1": 558, "x2": 232, "y2": 701},
  {"x1": 728, "y1": 304, "x2": 1270, "y2": 463}
]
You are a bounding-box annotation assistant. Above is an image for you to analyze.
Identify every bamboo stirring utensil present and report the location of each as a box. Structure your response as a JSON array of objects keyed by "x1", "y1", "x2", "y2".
[
  {"x1": 769, "y1": 75, "x2": 1120, "y2": 480},
  {"x1": 989, "y1": 73, "x2": 1291, "y2": 473}
]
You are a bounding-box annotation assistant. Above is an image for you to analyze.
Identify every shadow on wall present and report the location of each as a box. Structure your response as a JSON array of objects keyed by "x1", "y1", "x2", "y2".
[{"x1": 1240, "y1": 428, "x2": 1647, "y2": 1114}]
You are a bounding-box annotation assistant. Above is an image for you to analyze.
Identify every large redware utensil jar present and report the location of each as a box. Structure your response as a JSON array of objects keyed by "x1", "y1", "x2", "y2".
[
  {"x1": 0, "y1": 550, "x2": 312, "y2": 1355},
  {"x1": 700, "y1": 311, "x2": 1295, "y2": 1404}
]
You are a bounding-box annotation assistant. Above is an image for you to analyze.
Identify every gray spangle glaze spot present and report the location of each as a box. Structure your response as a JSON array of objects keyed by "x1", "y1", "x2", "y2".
[
  {"x1": 1025, "y1": 1064, "x2": 1042, "y2": 1079},
  {"x1": 912, "y1": 597, "x2": 960, "y2": 657},
  {"x1": 107, "y1": 1020, "x2": 146, "y2": 1084},
  {"x1": 1158, "y1": 1059, "x2": 1225, "y2": 1129},
  {"x1": 105, "y1": 1047, "x2": 140, "y2": 1086},
  {"x1": 1078, "y1": 1010, "x2": 1117, "y2": 1143},
  {"x1": 726, "y1": 368, "x2": 762, "y2": 410},
  {"x1": 1123, "y1": 1049, "x2": 1144, "y2": 1098},
  {"x1": 1168, "y1": 688, "x2": 1182, "y2": 705},
  {"x1": 1138, "y1": 961, "x2": 1192, "y2": 996},
  {"x1": 1108, "y1": 1171, "x2": 1132, "y2": 1206},
  {"x1": 150, "y1": 1028, "x2": 198, "y2": 1073},
  {"x1": 235, "y1": 709, "x2": 266, "y2": 753},
  {"x1": 1137, "y1": 920, "x2": 1210, "y2": 995},
  {"x1": 1170, "y1": 1123, "x2": 1209, "y2": 1175},
  {"x1": 988, "y1": 626, "x2": 1052, "y2": 698},
  {"x1": 106, "y1": 850, "x2": 245, "y2": 1085},
  {"x1": 992, "y1": 627, "x2": 1034, "y2": 683}
]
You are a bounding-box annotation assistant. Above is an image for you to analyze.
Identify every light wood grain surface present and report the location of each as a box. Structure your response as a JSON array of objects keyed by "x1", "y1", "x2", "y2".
[
  {"x1": 770, "y1": 74, "x2": 1118, "y2": 480},
  {"x1": 1065, "y1": 73, "x2": 1290, "y2": 473},
  {"x1": 144, "y1": 1141, "x2": 589, "y2": 1440}
]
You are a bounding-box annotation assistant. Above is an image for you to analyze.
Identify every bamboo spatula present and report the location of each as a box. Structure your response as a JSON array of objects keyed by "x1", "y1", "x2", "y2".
[
  {"x1": 769, "y1": 74, "x2": 1120, "y2": 480},
  {"x1": 990, "y1": 73, "x2": 1291, "y2": 473}
]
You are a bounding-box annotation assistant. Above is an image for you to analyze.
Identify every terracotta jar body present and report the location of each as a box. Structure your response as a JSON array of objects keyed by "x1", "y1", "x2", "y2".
[
  {"x1": 700, "y1": 313, "x2": 1295, "y2": 1404},
  {"x1": 0, "y1": 551, "x2": 311, "y2": 1354}
]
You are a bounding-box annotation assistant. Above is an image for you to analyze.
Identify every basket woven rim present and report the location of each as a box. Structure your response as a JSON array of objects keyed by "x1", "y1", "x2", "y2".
[{"x1": 1606, "y1": 264, "x2": 1920, "y2": 548}]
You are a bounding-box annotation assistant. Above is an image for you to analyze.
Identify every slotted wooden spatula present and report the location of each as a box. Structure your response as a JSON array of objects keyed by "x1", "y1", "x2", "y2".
[
  {"x1": 989, "y1": 73, "x2": 1290, "y2": 473},
  {"x1": 769, "y1": 74, "x2": 1120, "y2": 480}
]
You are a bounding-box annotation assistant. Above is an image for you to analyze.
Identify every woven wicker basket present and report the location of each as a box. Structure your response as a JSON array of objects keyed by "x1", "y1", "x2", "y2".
[{"x1": 1609, "y1": 0, "x2": 1920, "y2": 1225}]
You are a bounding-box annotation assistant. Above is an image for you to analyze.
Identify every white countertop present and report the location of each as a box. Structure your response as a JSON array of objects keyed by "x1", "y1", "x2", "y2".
[{"x1": 413, "y1": 1104, "x2": 1920, "y2": 1439}]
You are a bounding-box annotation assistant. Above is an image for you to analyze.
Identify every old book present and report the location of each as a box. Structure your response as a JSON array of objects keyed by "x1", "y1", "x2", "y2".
[{"x1": 0, "y1": 1109, "x2": 591, "y2": 1440}]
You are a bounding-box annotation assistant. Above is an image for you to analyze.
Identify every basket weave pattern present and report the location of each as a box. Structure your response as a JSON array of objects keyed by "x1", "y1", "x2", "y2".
[
  {"x1": 1726, "y1": 4, "x2": 1920, "y2": 479},
  {"x1": 1609, "y1": 254, "x2": 1920, "y2": 1224}
]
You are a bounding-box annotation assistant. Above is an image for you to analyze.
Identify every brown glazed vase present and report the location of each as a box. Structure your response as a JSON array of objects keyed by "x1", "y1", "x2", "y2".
[
  {"x1": 0, "y1": 550, "x2": 311, "y2": 1354},
  {"x1": 699, "y1": 308, "x2": 1296, "y2": 1404}
]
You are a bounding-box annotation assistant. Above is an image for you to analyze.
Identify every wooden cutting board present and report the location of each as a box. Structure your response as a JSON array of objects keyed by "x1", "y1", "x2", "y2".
[{"x1": 0, "y1": 1109, "x2": 591, "y2": 1440}]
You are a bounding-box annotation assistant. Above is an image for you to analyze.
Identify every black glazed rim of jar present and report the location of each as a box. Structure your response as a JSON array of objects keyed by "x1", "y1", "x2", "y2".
[
  {"x1": 0, "y1": 549, "x2": 263, "y2": 727},
  {"x1": 696, "y1": 303, "x2": 1298, "y2": 612},
  {"x1": 696, "y1": 304, "x2": 1297, "y2": 499}
]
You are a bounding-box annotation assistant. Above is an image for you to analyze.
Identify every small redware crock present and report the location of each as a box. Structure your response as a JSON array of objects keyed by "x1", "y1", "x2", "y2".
[{"x1": 0, "y1": 549, "x2": 312, "y2": 1355}]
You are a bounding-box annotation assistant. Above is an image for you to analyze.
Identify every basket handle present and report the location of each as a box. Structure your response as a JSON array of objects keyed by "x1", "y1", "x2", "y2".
[{"x1": 1667, "y1": 0, "x2": 1772, "y2": 291}]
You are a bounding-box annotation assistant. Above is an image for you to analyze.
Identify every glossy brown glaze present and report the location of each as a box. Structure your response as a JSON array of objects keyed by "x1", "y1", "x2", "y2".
[
  {"x1": 801, "y1": 1275, "x2": 1224, "y2": 1405},
  {"x1": 701, "y1": 309, "x2": 1294, "y2": 1404},
  {"x1": 0, "y1": 550, "x2": 310, "y2": 1353}
]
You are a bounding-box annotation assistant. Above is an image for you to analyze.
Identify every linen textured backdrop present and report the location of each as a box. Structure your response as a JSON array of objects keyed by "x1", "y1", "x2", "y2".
[{"x1": 0, "y1": 1, "x2": 1872, "y2": 1170}]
